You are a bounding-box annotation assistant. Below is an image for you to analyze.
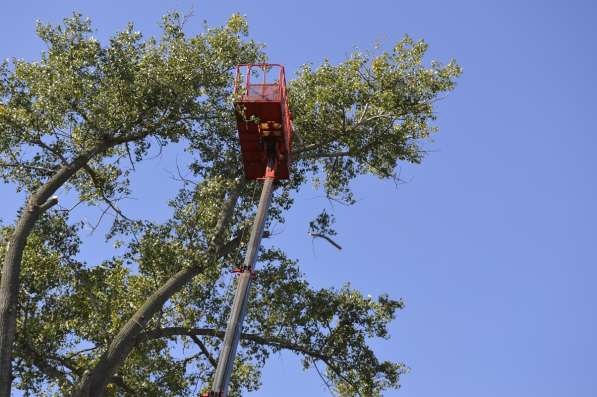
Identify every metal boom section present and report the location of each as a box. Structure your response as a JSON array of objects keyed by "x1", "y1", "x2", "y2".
[
  {"x1": 208, "y1": 158, "x2": 276, "y2": 396},
  {"x1": 206, "y1": 62, "x2": 292, "y2": 396}
]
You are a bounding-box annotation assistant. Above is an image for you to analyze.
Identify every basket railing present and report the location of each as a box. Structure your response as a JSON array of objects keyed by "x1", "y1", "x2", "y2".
[{"x1": 234, "y1": 64, "x2": 286, "y2": 102}]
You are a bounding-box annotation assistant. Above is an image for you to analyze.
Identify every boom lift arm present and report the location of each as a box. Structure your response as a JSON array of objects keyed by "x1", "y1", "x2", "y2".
[{"x1": 203, "y1": 64, "x2": 292, "y2": 396}]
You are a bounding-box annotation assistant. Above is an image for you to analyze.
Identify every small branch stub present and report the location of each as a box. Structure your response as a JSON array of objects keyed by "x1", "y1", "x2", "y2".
[{"x1": 39, "y1": 195, "x2": 59, "y2": 212}]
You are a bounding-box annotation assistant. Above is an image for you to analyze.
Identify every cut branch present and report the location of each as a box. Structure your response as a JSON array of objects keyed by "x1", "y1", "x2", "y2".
[
  {"x1": 308, "y1": 233, "x2": 342, "y2": 250},
  {"x1": 38, "y1": 196, "x2": 59, "y2": 212}
]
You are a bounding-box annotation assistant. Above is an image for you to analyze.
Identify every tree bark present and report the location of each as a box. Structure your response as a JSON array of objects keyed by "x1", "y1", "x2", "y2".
[
  {"x1": 0, "y1": 144, "x2": 106, "y2": 396},
  {"x1": 69, "y1": 179, "x2": 246, "y2": 397}
]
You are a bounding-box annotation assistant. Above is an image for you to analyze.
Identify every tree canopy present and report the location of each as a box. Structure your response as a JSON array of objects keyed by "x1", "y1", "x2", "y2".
[{"x1": 0, "y1": 11, "x2": 461, "y2": 397}]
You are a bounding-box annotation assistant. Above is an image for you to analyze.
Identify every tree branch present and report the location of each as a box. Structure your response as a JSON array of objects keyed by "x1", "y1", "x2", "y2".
[
  {"x1": 138, "y1": 326, "x2": 361, "y2": 393},
  {"x1": 189, "y1": 335, "x2": 217, "y2": 368},
  {"x1": 313, "y1": 359, "x2": 336, "y2": 396},
  {"x1": 109, "y1": 375, "x2": 137, "y2": 394},
  {"x1": 139, "y1": 327, "x2": 335, "y2": 365},
  {"x1": 308, "y1": 233, "x2": 342, "y2": 250},
  {"x1": 82, "y1": 164, "x2": 133, "y2": 222},
  {"x1": 298, "y1": 150, "x2": 353, "y2": 161},
  {"x1": 37, "y1": 196, "x2": 60, "y2": 212},
  {"x1": 0, "y1": 161, "x2": 55, "y2": 174},
  {"x1": 19, "y1": 339, "x2": 72, "y2": 385},
  {"x1": 69, "y1": 178, "x2": 247, "y2": 397}
]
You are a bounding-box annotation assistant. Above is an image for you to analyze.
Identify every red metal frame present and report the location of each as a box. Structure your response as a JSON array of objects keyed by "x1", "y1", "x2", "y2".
[
  {"x1": 233, "y1": 64, "x2": 292, "y2": 180},
  {"x1": 234, "y1": 64, "x2": 287, "y2": 101}
]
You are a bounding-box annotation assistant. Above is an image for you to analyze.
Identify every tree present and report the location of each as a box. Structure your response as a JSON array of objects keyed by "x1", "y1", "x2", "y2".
[{"x1": 0, "y1": 11, "x2": 461, "y2": 397}]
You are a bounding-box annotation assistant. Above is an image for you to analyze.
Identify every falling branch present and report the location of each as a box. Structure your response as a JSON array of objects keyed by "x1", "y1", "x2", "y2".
[{"x1": 308, "y1": 232, "x2": 342, "y2": 250}]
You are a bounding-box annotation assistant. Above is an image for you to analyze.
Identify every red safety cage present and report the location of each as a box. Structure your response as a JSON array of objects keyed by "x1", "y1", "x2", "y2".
[{"x1": 233, "y1": 64, "x2": 292, "y2": 180}]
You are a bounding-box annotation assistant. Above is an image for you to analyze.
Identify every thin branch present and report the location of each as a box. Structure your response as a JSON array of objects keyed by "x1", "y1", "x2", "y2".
[
  {"x1": 124, "y1": 143, "x2": 136, "y2": 171},
  {"x1": 313, "y1": 359, "x2": 336, "y2": 397},
  {"x1": 65, "y1": 346, "x2": 100, "y2": 360},
  {"x1": 178, "y1": 352, "x2": 203, "y2": 368},
  {"x1": 189, "y1": 335, "x2": 217, "y2": 368},
  {"x1": 86, "y1": 206, "x2": 110, "y2": 234},
  {"x1": 19, "y1": 340, "x2": 72, "y2": 384},
  {"x1": 139, "y1": 327, "x2": 329, "y2": 362},
  {"x1": 32, "y1": 138, "x2": 69, "y2": 165},
  {"x1": 82, "y1": 164, "x2": 134, "y2": 222},
  {"x1": 0, "y1": 161, "x2": 54, "y2": 174},
  {"x1": 63, "y1": 198, "x2": 86, "y2": 213},
  {"x1": 23, "y1": 338, "x2": 141, "y2": 394},
  {"x1": 166, "y1": 157, "x2": 198, "y2": 186},
  {"x1": 299, "y1": 150, "x2": 352, "y2": 160}
]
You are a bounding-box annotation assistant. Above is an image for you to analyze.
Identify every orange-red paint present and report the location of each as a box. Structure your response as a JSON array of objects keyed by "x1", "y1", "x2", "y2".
[{"x1": 234, "y1": 64, "x2": 292, "y2": 180}]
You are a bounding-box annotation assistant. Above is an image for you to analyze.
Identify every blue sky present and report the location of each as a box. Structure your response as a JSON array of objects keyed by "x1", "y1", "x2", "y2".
[{"x1": 2, "y1": 1, "x2": 596, "y2": 396}]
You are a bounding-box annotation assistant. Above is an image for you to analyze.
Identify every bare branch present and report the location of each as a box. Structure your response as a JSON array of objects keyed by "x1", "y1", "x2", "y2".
[
  {"x1": 86, "y1": 206, "x2": 111, "y2": 234},
  {"x1": 124, "y1": 143, "x2": 136, "y2": 171},
  {"x1": 82, "y1": 164, "x2": 134, "y2": 222},
  {"x1": 313, "y1": 359, "x2": 336, "y2": 397},
  {"x1": 189, "y1": 335, "x2": 217, "y2": 368},
  {"x1": 65, "y1": 346, "x2": 100, "y2": 360},
  {"x1": 0, "y1": 161, "x2": 54, "y2": 174}
]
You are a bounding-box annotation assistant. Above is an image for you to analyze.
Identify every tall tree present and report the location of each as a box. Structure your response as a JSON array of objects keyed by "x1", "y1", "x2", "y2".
[
  {"x1": 0, "y1": 12, "x2": 263, "y2": 396},
  {"x1": 0, "y1": 11, "x2": 461, "y2": 397}
]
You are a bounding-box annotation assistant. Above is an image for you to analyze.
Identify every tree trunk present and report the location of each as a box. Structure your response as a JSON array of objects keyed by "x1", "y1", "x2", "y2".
[
  {"x1": 70, "y1": 179, "x2": 245, "y2": 397},
  {"x1": 0, "y1": 201, "x2": 45, "y2": 396},
  {"x1": 0, "y1": 145, "x2": 106, "y2": 396},
  {"x1": 70, "y1": 264, "x2": 209, "y2": 397}
]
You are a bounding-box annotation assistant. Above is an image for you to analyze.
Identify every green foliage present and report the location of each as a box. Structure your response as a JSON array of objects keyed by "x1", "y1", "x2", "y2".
[
  {"x1": 2, "y1": 10, "x2": 460, "y2": 397},
  {"x1": 0, "y1": 11, "x2": 263, "y2": 196},
  {"x1": 309, "y1": 209, "x2": 337, "y2": 237},
  {"x1": 290, "y1": 36, "x2": 461, "y2": 202}
]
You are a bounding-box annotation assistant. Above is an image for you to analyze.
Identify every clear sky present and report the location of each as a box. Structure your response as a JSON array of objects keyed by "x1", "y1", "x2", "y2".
[{"x1": 1, "y1": 1, "x2": 596, "y2": 396}]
